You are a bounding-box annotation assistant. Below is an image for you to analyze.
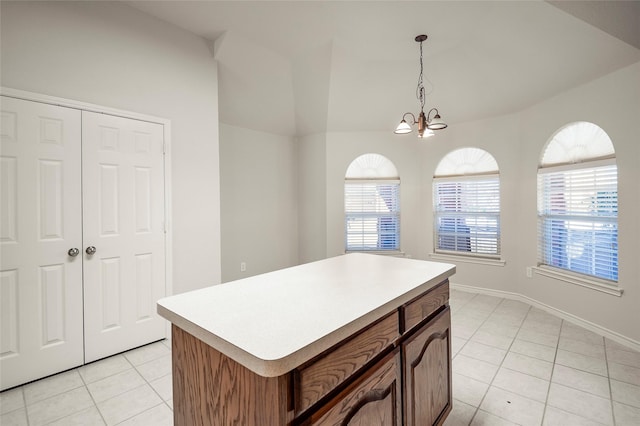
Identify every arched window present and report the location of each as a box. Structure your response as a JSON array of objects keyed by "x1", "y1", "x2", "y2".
[
  {"x1": 537, "y1": 122, "x2": 618, "y2": 282},
  {"x1": 433, "y1": 148, "x2": 500, "y2": 257},
  {"x1": 345, "y1": 153, "x2": 400, "y2": 252}
]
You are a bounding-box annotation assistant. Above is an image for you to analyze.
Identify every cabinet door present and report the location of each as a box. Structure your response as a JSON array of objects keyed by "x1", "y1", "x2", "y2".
[
  {"x1": 0, "y1": 96, "x2": 84, "y2": 390},
  {"x1": 309, "y1": 351, "x2": 402, "y2": 426},
  {"x1": 402, "y1": 307, "x2": 452, "y2": 426},
  {"x1": 82, "y1": 111, "x2": 166, "y2": 362}
]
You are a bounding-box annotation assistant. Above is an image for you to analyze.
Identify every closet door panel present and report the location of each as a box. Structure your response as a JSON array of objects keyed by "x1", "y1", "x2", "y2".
[
  {"x1": 82, "y1": 111, "x2": 166, "y2": 362},
  {"x1": 0, "y1": 96, "x2": 83, "y2": 390}
]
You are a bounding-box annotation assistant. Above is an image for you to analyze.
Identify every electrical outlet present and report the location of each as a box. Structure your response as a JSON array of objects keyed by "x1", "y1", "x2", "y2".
[
  {"x1": 240, "y1": 262, "x2": 246, "y2": 272},
  {"x1": 526, "y1": 267, "x2": 532, "y2": 278}
]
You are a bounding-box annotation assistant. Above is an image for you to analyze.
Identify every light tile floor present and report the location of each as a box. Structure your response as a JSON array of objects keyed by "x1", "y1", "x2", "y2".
[
  {"x1": 444, "y1": 290, "x2": 640, "y2": 426},
  {"x1": 1, "y1": 290, "x2": 639, "y2": 425},
  {"x1": 0, "y1": 340, "x2": 173, "y2": 426}
]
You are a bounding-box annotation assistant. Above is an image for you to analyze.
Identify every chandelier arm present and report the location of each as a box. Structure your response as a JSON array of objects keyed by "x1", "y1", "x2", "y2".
[
  {"x1": 427, "y1": 108, "x2": 440, "y2": 121},
  {"x1": 402, "y1": 112, "x2": 418, "y2": 125}
]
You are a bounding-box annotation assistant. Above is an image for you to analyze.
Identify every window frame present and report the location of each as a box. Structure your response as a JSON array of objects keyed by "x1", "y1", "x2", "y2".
[
  {"x1": 537, "y1": 158, "x2": 618, "y2": 284},
  {"x1": 432, "y1": 173, "x2": 501, "y2": 259},
  {"x1": 344, "y1": 178, "x2": 401, "y2": 253}
]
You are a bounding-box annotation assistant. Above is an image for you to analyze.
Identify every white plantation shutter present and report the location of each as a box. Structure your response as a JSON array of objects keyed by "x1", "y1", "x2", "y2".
[
  {"x1": 433, "y1": 175, "x2": 500, "y2": 256},
  {"x1": 541, "y1": 122, "x2": 615, "y2": 167},
  {"x1": 537, "y1": 161, "x2": 618, "y2": 281},
  {"x1": 345, "y1": 180, "x2": 400, "y2": 251}
]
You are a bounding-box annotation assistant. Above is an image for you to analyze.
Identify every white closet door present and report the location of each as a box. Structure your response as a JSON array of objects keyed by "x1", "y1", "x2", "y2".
[
  {"x1": 82, "y1": 111, "x2": 166, "y2": 362},
  {"x1": 0, "y1": 96, "x2": 83, "y2": 390}
]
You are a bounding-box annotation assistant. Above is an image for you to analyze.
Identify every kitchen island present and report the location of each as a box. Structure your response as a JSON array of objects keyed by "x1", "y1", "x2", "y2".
[{"x1": 158, "y1": 253, "x2": 455, "y2": 425}]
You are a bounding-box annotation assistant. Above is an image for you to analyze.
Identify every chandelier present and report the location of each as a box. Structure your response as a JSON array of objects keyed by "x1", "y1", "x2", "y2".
[{"x1": 394, "y1": 34, "x2": 447, "y2": 138}]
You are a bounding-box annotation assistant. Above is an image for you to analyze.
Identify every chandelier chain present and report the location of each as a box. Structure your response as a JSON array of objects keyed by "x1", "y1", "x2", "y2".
[
  {"x1": 416, "y1": 40, "x2": 426, "y2": 111},
  {"x1": 394, "y1": 33, "x2": 447, "y2": 136}
]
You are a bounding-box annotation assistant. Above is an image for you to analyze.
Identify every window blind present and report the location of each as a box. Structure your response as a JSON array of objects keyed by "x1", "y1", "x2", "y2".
[
  {"x1": 537, "y1": 164, "x2": 618, "y2": 282},
  {"x1": 433, "y1": 175, "x2": 500, "y2": 256},
  {"x1": 345, "y1": 181, "x2": 400, "y2": 251}
]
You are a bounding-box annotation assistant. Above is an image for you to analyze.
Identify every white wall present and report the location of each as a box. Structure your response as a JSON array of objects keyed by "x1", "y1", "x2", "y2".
[
  {"x1": 219, "y1": 124, "x2": 299, "y2": 282},
  {"x1": 0, "y1": 1, "x2": 222, "y2": 294}
]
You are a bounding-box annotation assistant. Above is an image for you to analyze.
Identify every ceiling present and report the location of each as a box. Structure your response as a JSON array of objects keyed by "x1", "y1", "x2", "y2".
[{"x1": 127, "y1": 1, "x2": 640, "y2": 137}]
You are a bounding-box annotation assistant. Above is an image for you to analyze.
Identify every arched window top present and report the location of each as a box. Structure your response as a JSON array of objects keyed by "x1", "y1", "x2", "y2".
[
  {"x1": 345, "y1": 153, "x2": 399, "y2": 179},
  {"x1": 434, "y1": 147, "x2": 498, "y2": 177},
  {"x1": 540, "y1": 122, "x2": 615, "y2": 167}
]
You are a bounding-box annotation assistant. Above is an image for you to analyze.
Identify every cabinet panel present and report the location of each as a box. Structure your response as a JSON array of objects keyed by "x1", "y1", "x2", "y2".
[
  {"x1": 308, "y1": 350, "x2": 402, "y2": 426},
  {"x1": 402, "y1": 307, "x2": 452, "y2": 426}
]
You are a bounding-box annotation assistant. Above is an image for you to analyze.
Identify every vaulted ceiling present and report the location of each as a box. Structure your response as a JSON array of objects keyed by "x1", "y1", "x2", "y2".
[{"x1": 128, "y1": 1, "x2": 640, "y2": 137}]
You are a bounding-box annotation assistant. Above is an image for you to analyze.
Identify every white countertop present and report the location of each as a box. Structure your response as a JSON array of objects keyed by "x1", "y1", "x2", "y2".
[{"x1": 157, "y1": 253, "x2": 455, "y2": 377}]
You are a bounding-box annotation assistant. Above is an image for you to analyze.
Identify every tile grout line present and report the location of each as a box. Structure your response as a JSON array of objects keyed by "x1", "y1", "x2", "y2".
[
  {"x1": 540, "y1": 318, "x2": 562, "y2": 426},
  {"x1": 112, "y1": 402, "x2": 168, "y2": 426},
  {"x1": 106, "y1": 345, "x2": 172, "y2": 425},
  {"x1": 473, "y1": 302, "x2": 533, "y2": 425},
  {"x1": 453, "y1": 292, "x2": 630, "y2": 426},
  {"x1": 605, "y1": 338, "x2": 617, "y2": 426},
  {"x1": 534, "y1": 318, "x2": 617, "y2": 426},
  {"x1": 130, "y1": 347, "x2": 173, "y2": 404},
  {"x1": 451, "y1": 294, "x2": 484, "y2": 425},
  {"x1": 5, "y1": 343, "x2": 172, "y2": 426},
  {"x1": 450, "y1": 292, "x2": 484, "y2": 425},
  {"x1": 461, "y1": 296, "x2": 529, "y2": 425},
  {"x1": 23, "y1": 386, "x2": 30, "y2": 426},
  {"x1": 21, "y1": 369, "x2": 98, "y2": 426},
  {"x1": 78, "y1": 357, "x2": 132, "y2": 426}
]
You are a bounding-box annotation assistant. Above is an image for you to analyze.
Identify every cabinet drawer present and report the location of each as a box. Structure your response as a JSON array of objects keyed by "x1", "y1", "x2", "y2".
[
  {"x1": 295, "y1": 312, "x2": 399, "y2": 415},
  {"x1": 306, "y1": 350, "x2": 402, "y2": 426},
  {"x1": 402, "y1": 280, "x2": 449, "y2": 333}
]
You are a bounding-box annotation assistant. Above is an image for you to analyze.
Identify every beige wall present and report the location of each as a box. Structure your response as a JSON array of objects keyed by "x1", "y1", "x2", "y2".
[
  {"x1": 324, "y1": 132, "x2": 426, "y2": 260},
  {"x1": 297, "y1": 133, "x2": 328, "y2": 264},
  {"x1": 219, "y1": 124, "x2": 299, "y2": 282},
  {"x1": 1, "y1": 1, "x2": 222, "y2": 294},
  {"x1": 304, "y1": 62, "x2": 640, "y2": 344},
  {"x1": 515, "y1": 62, "x2": 640, "y2": 342},
  {"x1": 4, "y1": 1, "x2": 636, "y2": 345},
  {"x1": 417, "y1": 113, "x2": 522, "y2": 293}
]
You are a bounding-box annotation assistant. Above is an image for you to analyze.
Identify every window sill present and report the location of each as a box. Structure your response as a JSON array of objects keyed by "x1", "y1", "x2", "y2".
[
  {"x1": 345, "y1": 250, "x2": 406, "y2": 257},
  {"x1": 429, "y1": 253, "x2": 506, "y2": 267},
  {"x1": 532, "y1": 266, "x2": 623, "y2": 297}
]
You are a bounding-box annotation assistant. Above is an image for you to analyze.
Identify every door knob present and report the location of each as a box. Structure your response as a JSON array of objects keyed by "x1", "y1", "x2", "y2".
[
  {"x1": 68, "y1": 248, "x2": 80, "y2": 257},
  {"x1": 85, "y1": 246, "x2": 97, "y2": 255}
]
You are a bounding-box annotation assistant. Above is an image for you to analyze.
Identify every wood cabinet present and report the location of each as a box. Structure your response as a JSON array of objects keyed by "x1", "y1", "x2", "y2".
[{"x1": 170, "y1": 278, "x2": 452, "y2": 426}]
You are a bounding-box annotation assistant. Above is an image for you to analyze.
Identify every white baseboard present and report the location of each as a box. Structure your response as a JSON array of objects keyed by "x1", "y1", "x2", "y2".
[{"x1": 451, "y1": 282, "x2": 640, "y2": 353}]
